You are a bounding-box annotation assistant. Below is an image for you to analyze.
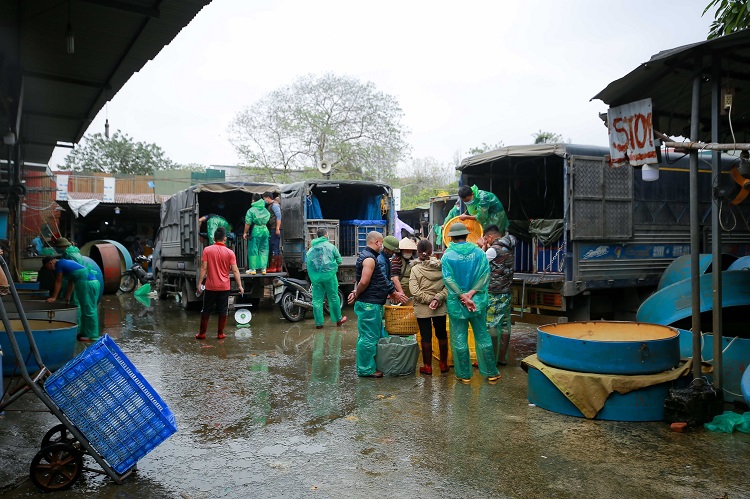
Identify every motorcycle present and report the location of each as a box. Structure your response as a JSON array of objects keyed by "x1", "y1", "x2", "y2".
[
  {"x1": 272, "y1": 276, "x2": 345, "y2": 323},
  {"x1": 119, "y1": 255, "x2": 154, "y2": 293}
]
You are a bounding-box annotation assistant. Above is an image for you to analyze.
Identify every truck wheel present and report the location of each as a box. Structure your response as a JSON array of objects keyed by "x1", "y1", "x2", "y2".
[
  {"x1": 119, "y1": 274, "x2": 136, "y2": 293},
  {"x1": 180, "y1": 280, "x2": 191, "y2": 310},
  {"x1": 155, "y1": 271, "x2": 168, "y2": 300},
  {"x1": 280, "y1": 291, "x2": 305, "y2": 322}
]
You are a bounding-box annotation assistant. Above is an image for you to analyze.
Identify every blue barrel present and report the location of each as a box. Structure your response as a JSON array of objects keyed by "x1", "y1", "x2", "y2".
[
  {"x1": 537, "y1": 321, "x2": 680, "y2": 375},
  {"x1": 742, "y1": 365, "x2": 750, "y2": 407},
  {"x1": 677, "y1": 329, "x2": 750, "y2": 404},
  {"x1": 526, "y1": 365, "x2": 673, "y2": 421},
  {"x1": 0, "y1": 319, "x2": 78, "y2": 375}
]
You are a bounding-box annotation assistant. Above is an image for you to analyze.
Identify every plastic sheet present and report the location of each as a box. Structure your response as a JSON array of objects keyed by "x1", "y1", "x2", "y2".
[
  {"x1": 704, "y1": 411, "x2": 750, "y2": 433},
  {"x1": 375, "y1": 336, "x2": 419, "y2": 376}
]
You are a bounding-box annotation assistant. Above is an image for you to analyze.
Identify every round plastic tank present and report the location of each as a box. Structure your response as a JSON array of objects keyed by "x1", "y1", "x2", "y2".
[
  {"x1": 537, "y1": 321, "x2": 680, "y2": 375},
  {"x1": 0, "y1": 319, "x2": 78, "y2": 375}
]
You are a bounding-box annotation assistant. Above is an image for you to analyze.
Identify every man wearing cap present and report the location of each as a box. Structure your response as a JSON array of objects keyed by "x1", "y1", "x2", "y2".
[
  {"x1": 441, "y1": 222, "x2": 500, "y2": 384},
  {"x1": 480, "y1": 225, "x2": 517, "y2": 366},
  {"x1": 348, "y1": 231, "x2": 407, "y2": 378},
  {"x1": 43, "y1": 255, "x2": 100, "y2": 342},
  {"x1": 391, "y1": 238, "x2": 418, "y2": 297},
  {"x1": 199, "y1": 214, "x2": 232, "y2": 246},
  {"x1": 458, "y1": 185, "x2": 509, "y2": 233},
  {"x1": 378, "y1": 235, "x2": 404, "y2": 296}
]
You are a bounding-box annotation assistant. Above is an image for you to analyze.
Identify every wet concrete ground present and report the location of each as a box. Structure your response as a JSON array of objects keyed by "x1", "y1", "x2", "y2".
[{"x1": 1, "y1": 293, "x2": 750, "y2": 498}]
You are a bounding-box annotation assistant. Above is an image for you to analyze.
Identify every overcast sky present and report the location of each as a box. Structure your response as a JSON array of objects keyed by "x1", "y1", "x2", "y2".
[{"x1": 50, "y1": 0, "x2": 718, "y2": 172}]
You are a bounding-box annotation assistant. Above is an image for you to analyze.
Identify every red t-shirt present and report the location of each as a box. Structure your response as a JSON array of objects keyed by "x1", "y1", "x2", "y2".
[{"x1": 202, "y1": 242, "x2": 236, "y2": 291}]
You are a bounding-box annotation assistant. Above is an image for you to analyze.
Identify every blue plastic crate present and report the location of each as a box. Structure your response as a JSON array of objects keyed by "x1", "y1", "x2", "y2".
[
  {"x1": 44, "y1": 335, "x2": 177, "y2": 474},
  {"x1": 340, "y1": 220, "x2": 386, "y2": 256}
]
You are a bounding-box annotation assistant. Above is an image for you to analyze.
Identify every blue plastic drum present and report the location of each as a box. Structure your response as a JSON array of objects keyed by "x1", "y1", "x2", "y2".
[
  {"x1": 0, "y1": 319, "x2": 78, "y2": 375},
  {"x1": 537, "y1": 321, "x2": 680, "y2": 375}
]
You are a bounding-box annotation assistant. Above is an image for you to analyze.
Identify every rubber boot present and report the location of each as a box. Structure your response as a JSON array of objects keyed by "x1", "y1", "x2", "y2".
[
  {"x1": 217, "y1": 314, "x2": 228, "y2": 340},
  {"x1": 438, "y1": 339, "x2": 449, "y2": 373},
  {"x1": 276, "y1": 255, "x2": 284, "y2": 273},
  {"x1": 195, "y1": 314, "x2": 210, "y2": 339},
  {"x1": 419, "y1": 341, "x2": 432, "y2": 375},
  {"x1": 272, "y1": 255, "x2": 281, "y2": 273}
]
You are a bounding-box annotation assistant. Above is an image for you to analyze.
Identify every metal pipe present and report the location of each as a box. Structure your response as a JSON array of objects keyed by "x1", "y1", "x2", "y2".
[
  {"x1": 711, "y1": 58, "x2": 723, "y2": 389},
  {"x1": 663, "y1": 141, "x2": 750, "y2": 151},
  {"x1": 689, "y1": 68, "x2": 703, "y2": 383}
]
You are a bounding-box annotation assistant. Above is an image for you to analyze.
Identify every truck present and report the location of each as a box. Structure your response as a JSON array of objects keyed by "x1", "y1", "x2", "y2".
[
  {"x1": 458, "y1": 143, "x2": 750, "y2": 322},
  {"x1": 152, "y1": 182, "x2": 280, "y2": 309},
  {"x1": 279, "y1": 180, "x2": 395, "y2": 291}
]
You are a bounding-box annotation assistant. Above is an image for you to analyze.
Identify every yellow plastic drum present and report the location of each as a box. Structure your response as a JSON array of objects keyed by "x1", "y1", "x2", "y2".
[{"x1": 442, "y1": 216, "x2": 484, "y2": 247}]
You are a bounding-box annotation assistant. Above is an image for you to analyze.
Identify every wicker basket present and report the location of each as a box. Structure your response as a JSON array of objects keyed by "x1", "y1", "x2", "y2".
[
  {"x1": 383, "y1": 304, "x2": 419, "y2": 335},
  {"x1": 442, "y1": 216, "x2": 484, "y2": 247}
]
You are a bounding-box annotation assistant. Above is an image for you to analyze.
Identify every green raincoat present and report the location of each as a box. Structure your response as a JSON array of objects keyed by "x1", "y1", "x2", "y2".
[
  {"x1": 441, "y1": 241, "x2": 498, "y2": 379},
  {"x1": 61, "y1": 246, "x2": 101, "y2": 333},
  {"x1": 306, "y1": 236, "x2": 343, "y2": 326},
  {"x1": 245, "y1": 198, "x2": 271, "y2": 271},
  {"x1": 206, "y1": 215, "x2": 231, "y2": 245},
  {"x1": 465, "y1": 184, "x2": 509, "y2": 233}
]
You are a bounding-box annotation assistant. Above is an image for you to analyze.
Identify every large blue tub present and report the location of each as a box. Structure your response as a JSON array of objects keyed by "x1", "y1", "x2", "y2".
[
  {"x1": 526, "y1": 365, "x2": 674, "y2": 421},
  {"x1": 0, "y1": 319, "x2": 78, "y2": 376},
  {"x1": 678, "y1": 329, "x2": 750, "y2": 404},
  {"x1": 538, "y1": 321, "x2": 680, "y2": 375}
]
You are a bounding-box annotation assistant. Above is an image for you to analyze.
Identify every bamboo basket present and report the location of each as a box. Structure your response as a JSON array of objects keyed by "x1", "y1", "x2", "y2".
[{"x1": 383, "y1": 304, "x2": 419, "y2": 335}]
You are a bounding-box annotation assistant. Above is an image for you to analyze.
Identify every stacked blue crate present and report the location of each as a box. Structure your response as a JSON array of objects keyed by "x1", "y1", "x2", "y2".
[
  {"x1": 45, "y1": 335, "x2": 177, "y2": 474},
  {"x1": 340, "y1": 220, "x2": 386, "y2": 256}
]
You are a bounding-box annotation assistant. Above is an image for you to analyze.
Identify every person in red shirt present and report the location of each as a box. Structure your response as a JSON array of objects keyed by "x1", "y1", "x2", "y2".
[{"x1": 195, "y1": 226, "x2": 244, "y2": 340}]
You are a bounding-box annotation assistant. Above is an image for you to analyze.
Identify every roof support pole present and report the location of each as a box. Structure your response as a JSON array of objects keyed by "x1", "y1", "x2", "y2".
[
  {"x1": 690, "y1": 64, "x2": 703, "y2": 384},
  {"x1": 711, "y1": 57, "x2": 723, "y2": 390}
]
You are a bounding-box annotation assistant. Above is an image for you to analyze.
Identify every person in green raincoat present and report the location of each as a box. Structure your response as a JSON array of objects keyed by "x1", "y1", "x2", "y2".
[
  {"x1": 306, "y1": 228, "x2": 346, "y2": 328},
  {"x1": 441, "y1": 222, "x2": 500, "y2": 384},
  {"x1": 55, "y1": 237, "x2": 100, "y2": 335},
  {"x1": 243, "y1": 193, "x2": 271, "y2": 274},
  {"x1": 199, "y1": 214, "x2": 232, "y2": 245},
  {"x1": 43, "y1": 256, "x2": 100, "y2": 342},
  {"x1": 458, "y1": 184, "x2": 509, "y2": 233}
]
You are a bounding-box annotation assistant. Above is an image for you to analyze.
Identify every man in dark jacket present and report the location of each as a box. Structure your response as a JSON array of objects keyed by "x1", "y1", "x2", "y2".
[
  {"x1": 347, "y1": 231, "x2": 406, "y2": 378},
  {"x1": 481, "y1": 225, "x2": 517, "y2": 365}
]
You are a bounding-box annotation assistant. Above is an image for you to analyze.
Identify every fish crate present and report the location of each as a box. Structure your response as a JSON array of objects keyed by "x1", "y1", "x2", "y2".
[
  {"x1": 515, "y1": 238, "x2": 533, "y2": 272},
  {"x1": 45, "y1": 335, "x2": 177, "y2": 474},
  {"x1": 306, "y1": 219, "x2": 339, "y2": 250},
  {"x1": 340, "y1": 220, "x2": 386, "y2": 256},
  {"x1": 533, "y1": 237, "x2": 565, "y2": 274}
]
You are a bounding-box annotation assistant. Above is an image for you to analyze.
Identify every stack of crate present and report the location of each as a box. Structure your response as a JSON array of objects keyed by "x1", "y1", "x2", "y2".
[
  {"x1": 306, "y1": 219, "x2": 339, "y2": 250},
  {"x1": 340, "y1": 220, "x2": 386, "y2": 256}
]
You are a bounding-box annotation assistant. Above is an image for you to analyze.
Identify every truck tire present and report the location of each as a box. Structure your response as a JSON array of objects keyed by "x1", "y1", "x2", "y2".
[
  {"x1": 155, "y1": 271, "x2": 168, "y2": 300},
  {"x1": 180, "y1": 280, "x2": 192, "y2": 310}
]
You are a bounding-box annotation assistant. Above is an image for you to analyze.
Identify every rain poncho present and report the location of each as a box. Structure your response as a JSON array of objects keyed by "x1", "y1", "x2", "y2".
[
  {"x1": 206, "y1": 215, "x2": 231, "y2": 245},
  {"x1": 306, "y1": 236, "x2": 343, "y2": 326},
  {"x1": 245, "y1": 198, "x2": 271, "y2": 271},
  {"x1": 55, "y1": 259, "x2": 100, "y2": 340},
  {"x1": 61, "y1": 246, "x2": 102, "y2": 331},
  {"x1": 354, "y1": 301, "x2": 383, "y2": 376},
  {"x1": 442, "y1": 241, "x2": 498, "y2": 379},
  {"x1": 465, "y1": 185, "x2": 509, "y2": 233}
]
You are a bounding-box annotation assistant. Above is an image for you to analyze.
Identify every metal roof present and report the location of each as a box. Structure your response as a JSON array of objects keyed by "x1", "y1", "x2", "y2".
[
  {"x1": 65, "y1": 191, "x2": 169, "y2": 205},
  {"x1": 592, "y1": 29, "x2": 750, "y2": 143},
  {"x1": 1, "y1": 0, "x2": 211, "y2": 165}
]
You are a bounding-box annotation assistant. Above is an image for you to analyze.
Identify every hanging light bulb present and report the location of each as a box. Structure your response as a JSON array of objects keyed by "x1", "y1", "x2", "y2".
[
  {"x1": 66, "y1": 22, "x2": 75, "y2": 54},
  {"x1": 105, "y1": 119, "x2": 110, "y2": 139},
  {"x1": 114, "y1": 206, "x2": 121, "y2": 215}
]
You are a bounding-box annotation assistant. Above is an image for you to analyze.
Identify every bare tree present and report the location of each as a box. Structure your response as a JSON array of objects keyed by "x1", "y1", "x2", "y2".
[{"x1": 228, "y1": 73, "x2": 410, "y2": 181}]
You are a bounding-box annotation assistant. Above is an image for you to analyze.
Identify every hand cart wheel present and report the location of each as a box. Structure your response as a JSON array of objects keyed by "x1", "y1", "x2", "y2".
[
  {"x1": 30, "y1": 442, "x2": 83, "y2": 492},
  {"x1": 41, "y1": 423, "x2": 82, "y2": 452}
]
